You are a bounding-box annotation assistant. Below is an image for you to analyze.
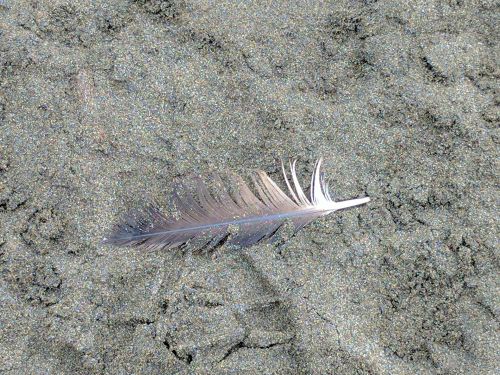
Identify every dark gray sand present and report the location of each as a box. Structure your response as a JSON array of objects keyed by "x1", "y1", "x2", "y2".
[{"x1": 1, "y1": 1, "x2": 498, "y2": 374}]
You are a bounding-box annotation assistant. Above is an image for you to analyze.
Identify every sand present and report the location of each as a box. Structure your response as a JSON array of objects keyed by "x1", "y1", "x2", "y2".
[{"x1": 0, "y1": 0, "x2": 498, "y2": 374}]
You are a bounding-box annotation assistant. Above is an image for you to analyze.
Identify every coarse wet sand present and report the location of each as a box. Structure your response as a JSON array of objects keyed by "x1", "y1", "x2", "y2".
[{"x1": 0, "y1": 1, "x2": 498, "y2": 374}]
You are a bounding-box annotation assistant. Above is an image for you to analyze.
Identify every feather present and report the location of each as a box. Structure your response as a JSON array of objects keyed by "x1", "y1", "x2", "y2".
[{"x1": 103, "y1": 158, "x2": 370, "y2": 251}]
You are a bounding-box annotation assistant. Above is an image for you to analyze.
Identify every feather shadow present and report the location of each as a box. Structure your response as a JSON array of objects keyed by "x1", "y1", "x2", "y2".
[{"x1": 103, "y1": 158, "x2": 370, "y2": 251}]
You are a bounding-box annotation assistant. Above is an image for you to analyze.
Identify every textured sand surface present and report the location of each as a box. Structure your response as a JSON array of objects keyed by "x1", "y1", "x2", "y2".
[{"x1": 0, "y1": 1, "x2": 498, "y2": 374}]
